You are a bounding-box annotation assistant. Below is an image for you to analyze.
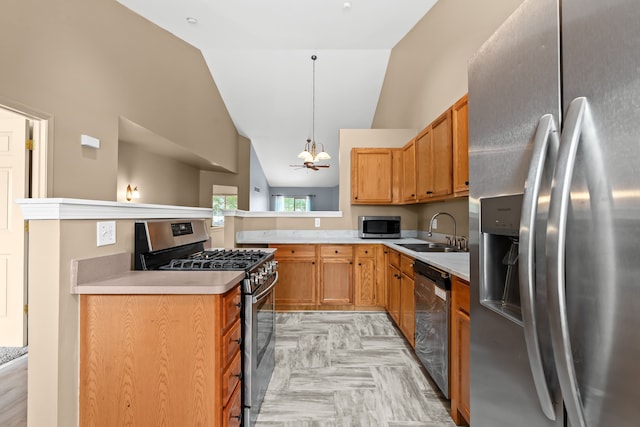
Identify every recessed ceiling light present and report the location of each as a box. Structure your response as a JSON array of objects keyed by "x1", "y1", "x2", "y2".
[
  {"x1": 186, "y1": 17, "x2": 198, "y2": 24},
  {"x1": 343, "y1": 1, "x2": 352, "y2": 9}
]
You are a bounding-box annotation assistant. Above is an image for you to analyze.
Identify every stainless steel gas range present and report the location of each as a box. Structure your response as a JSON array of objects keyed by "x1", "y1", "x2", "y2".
[{"x1": 134, "y1": 219, "x2": 277, "y2": 426}]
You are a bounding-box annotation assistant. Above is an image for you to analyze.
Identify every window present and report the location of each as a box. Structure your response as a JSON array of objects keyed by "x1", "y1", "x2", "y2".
[
  {"x1": 212, "y1": 185, "x2": 238, "y2": 227},
  {"x1": 273, "y1": 195, "x2": 312, "y2": 212}
]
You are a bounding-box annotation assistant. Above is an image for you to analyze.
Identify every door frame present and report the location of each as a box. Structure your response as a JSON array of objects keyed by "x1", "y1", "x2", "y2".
[{"x1": 0, "y1": 97, "x2": 51, "y2": 346}]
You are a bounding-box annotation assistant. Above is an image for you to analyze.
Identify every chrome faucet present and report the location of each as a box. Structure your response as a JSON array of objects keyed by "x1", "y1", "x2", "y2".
[{"x1": 428, "y1": 212, "x2": 457, "y2": 246}]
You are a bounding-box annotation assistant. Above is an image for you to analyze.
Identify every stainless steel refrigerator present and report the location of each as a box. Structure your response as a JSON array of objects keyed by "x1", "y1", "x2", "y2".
[{"x1": 468, "y1": 0, "x2": 640, "y2": 426}]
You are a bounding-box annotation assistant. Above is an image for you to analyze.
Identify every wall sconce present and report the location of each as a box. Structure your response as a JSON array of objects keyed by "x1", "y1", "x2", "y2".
[{"x1": 125, "y1": 185, "x2": 140, "y2": 202}]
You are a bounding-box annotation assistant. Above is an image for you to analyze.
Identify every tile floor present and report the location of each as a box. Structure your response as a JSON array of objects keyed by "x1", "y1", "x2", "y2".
[{"x1": 255, "y1": 311, "x2": 457, "y2": 427}]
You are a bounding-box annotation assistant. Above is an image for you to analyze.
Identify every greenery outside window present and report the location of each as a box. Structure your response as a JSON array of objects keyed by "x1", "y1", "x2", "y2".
[{"x1": 212, "y1": 185, "x2": 238, "y2": 227}]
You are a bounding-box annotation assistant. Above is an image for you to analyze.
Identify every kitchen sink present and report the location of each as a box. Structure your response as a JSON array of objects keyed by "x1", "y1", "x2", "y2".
[{"x1": 396, "y1": 243, "x2": 461, "y2": 253}]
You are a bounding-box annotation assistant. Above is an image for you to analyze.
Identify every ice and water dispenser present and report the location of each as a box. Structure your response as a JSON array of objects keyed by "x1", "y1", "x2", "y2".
[{"x1": 480, "y1": 194, "x2": 524, "y2": 325}]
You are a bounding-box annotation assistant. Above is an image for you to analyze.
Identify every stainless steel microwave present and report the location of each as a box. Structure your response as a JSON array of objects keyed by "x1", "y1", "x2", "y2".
[{"x1": 358, "y1": 216, "x2": 401, "y2": 239}]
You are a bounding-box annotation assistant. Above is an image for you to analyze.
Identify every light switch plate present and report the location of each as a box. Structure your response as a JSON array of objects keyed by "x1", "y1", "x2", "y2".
[
  {"x1": 97, "y1": 221, "x2": 116, "y2": 246},
  {"x1": 81, "y1": 134, "x2": 100, "y2": 149},
  {"x1": 314, "y1": 218, "x2": 321, "y2": 228}
]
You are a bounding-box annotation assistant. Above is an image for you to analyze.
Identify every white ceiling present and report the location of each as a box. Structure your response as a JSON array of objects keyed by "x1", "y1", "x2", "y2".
[{"x1": 117, "y1": 0, "x2": 438, "y2": 187}]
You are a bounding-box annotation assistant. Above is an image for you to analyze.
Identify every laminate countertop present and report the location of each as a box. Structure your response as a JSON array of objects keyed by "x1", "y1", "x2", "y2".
[
  {"x1": 239, "y1": 234, "x2": 470, "y2": 282},
  {"x1": 70, "y1": 252, "x2": 248, "y2": 295}
]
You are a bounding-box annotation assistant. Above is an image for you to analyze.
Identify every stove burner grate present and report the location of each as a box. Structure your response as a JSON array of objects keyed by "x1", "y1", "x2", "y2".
[{"x1": 159, "y1": 249, "x2": 269, "y2": 271}]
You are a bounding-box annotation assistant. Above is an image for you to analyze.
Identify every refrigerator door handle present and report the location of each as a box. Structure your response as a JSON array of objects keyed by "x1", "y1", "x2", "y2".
[
  {"x1": 519, "y1": 114, "x2": 559, "y2": 421},
  {"x1": 547, "y1": 97, "x2": 589, "y2": 427}
]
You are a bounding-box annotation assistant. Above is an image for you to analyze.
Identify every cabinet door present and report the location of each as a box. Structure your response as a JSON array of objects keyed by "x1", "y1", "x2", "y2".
[
  {"x1": 401, "y1": 139, "x2": 417, "y2": 203},
  {"x1": 275, "y1": 258, "x2": 317, "y2": 307},
  {"x1": 416, "y1": 126, "x2": 433, "y2": 202},
  {"x1": 458, "y1": 309, "x2": 471, "y2": 423},
  {"x1": 351, "y1": 148, "x2": 393, "y2": 204},
  {"x1": 355, "y1": 256, "x2": 376, "y2": 306},
  {"x1": 400, "y1": 272, "x2": 415, "y2": 347},
  {"x1": 391, "y1": 149, "x2": 403, "y2": 204},
  {"x1": 452, "y1": 94, "x2": 469, "y2": 195},
  {"x1": 387, "y1": 265, "x2": 401, "y2": 325},
  {"x1": 430, "y1": 109, "x2": 453, "y2": 198},
  {"x1": 451, "y1": 277, "x2": 470, "y2": 425},
  {"x1": 319, "y1": 258, "x2": 353, "y2": 305}
]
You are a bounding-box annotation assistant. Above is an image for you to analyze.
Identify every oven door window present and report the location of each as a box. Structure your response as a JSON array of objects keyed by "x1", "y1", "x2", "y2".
[{"x1": 255, "y1": 287, "x2": 275, "y2": 365}]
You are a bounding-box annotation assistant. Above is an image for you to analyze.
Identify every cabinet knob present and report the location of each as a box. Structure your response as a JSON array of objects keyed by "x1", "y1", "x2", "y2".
[
  {"x1": 350, "y1": 261, "x2": 353, "y2": 265},
  {"x1": 355, "y1": 196, "x2": 358, "y2": 200},
  {"x1": 312, "y1": 261, "x2": 315, "y2": 265},
  {"x1": 234, "y1": 371, "x2": 243, "y2": 380},
  {"x1": 364, "y1": 250, "x2": 368, "y2": 254},
  {"x1": 291, "y1": 250, "x2": 295, "y2": 253},
  {"x1": 235, "y1": 301, "x2": 241, "y2": 308},
  {"x1": 231, "y1": 414, "x2": 242, "y2": 421},
  {"x1": 335, "y1": 250, "x2": 338, "y2": 253},
  {"x1": 465, "y1": 181, "x2": 469, "y2": 186},
  {"x1": 411, "y1": 193, "x2": 415, "y2": 197},
  {"x1": 358, "y1": 262, "x2": 362, "y2": 266},
  {"x1": 233, "y1": 337, "x2": 242, "y2": 345},
  {"x1": 427, "y1": 191, "x2": 433, "y2": 194}
]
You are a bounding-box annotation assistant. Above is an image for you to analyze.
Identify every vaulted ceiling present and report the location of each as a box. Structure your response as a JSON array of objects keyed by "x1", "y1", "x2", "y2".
[{"x1": 117, "y1": 0, "x2": 438, "y2": 187}]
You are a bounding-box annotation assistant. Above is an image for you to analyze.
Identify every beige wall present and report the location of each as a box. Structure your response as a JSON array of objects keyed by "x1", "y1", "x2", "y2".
[
  {"x1": 199, "y1": 136, "x2": 252, "y2": 210},
  {"x1": 117, "y1": 142, "x2": 201, "y2": 206},
  {"x1": 0, "y1": 0, "x2": 238, "y2": 201},
  {"x1": 373, "y1": 0, "x2": 522, "y2": 130}
]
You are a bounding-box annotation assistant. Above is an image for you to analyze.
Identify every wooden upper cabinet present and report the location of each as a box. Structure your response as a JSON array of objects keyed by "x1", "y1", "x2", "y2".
[
  {"x1": 429, "y1": 109, "x2": 453, "y2": 198},
  {"x1": 351, "y1": 148, "x2": 394, "y2": 204},
  {"x1": 452, "y1": 94, "x2": 469, "y2": 196},
  {"x1": 391, "y1": 149, "x2": 403, "y2": 204},
  {"x1": 415, "y1": 125, "x2": 432, "y2": 202},
  {"x1": 401, "y1": 139, "x2": 417, "y2": 203}
]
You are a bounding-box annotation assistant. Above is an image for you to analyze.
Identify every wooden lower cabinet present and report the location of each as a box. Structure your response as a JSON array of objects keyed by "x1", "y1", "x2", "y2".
[
  {"x1": 271, "y1": 244, "x2": 387, "y2": 311},
  {"x1": 451, "y1": 276, "x2": 471, "y2": 425},
  {"x1": 80, "y1": 285, "x2": 243, "y2": 427},
  {"x1": 272, "y1": 244, "x2": 317, "y2": 309},
  {"x1": 319, "y1": 247, "x2": 354, "y2": 306},
  {"x1": 399, "y1": 254, "x2": 415, "y2": 347},
  {"x1": 387, "y1": 264, "x2": 401, "y2": 325}
]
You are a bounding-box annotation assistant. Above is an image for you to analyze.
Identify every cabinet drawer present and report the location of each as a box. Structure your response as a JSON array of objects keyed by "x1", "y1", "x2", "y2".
[
  {"x1": 400, "y1": 254, "x2": 415, "y2": 278},
  {"x1": 320, "y1": 245, "x2": 353, "y2": 258},
  {"x1": 222, "y1": 286, "x2": 241, "y2": 331},
  {"x1": 223, "y1": 381, "x2": 243, "y2": 427},
  {"x1": 222, "y1": 319, "x2": 242, "y2": 368},
  {"x1": 271, "y1": 244, "x2": 316, "y2": 259},
  {"x1": 388, "y1": 249, "x2": 400, "y2": 268},
  {"x1": 222, "y1": 350, "x2": 242, "y2": 405},
  {"x1": 454, "y1": 277, "x2": 470, "y2": 314},
  {"x1": 355, "y1": 245, "x2": 376, "y2": 258}
]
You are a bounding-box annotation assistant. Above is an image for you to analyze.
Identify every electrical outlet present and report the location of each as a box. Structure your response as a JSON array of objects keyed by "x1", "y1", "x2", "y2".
[
  {"x1": 97, "y1": 221, "x2": 116, "y2": 246},
  {"x1": 432, "y1": 218, "x2": 438, "y2": 229},
  {"x1": 314, "y1": 218, "x2": 321, "y2": 228}
]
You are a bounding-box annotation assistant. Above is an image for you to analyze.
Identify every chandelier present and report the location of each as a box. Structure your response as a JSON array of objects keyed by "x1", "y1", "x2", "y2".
[{"x1": 297, "y1": 55, "x2": 330, "y2": 164}]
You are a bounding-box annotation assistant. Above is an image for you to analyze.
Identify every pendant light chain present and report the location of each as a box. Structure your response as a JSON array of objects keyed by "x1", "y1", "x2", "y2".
[{"x1": 312, "y1": 54, "x2": 317, "y2": 145}]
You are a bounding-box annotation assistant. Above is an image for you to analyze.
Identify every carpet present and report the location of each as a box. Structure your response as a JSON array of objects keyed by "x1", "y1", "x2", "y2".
[{"x1": 0, "y1": 346, "x2": 28, "y2": 366}]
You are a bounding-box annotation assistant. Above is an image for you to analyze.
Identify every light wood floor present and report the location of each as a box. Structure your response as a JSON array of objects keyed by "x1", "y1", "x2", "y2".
[{"x1": 0, "y1": 354, "x2": 27, "y2": 427}]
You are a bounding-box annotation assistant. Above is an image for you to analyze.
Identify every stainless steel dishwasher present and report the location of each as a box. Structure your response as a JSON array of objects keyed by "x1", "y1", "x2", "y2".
[{"x1": 414, "y1": 260, "x2": 451, "y2": 398}]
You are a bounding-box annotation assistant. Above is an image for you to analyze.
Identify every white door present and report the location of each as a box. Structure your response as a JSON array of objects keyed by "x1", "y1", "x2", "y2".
[{"x1": 0, "y1": 114, "x2": 29, "y2": 346}]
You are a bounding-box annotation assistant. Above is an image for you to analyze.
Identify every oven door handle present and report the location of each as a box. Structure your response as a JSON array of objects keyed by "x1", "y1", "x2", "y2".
[{"x1": 253, "y1": 272, "x2": 279, "y2": 303}]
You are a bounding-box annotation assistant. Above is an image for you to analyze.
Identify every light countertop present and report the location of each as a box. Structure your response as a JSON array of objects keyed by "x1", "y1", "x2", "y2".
[
  {"x1": 71, "y1": 252, "x2": 246, "y2": 295},
  {"x1": 238, "y1": 232, "x2": 469, "y2": 281}
]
